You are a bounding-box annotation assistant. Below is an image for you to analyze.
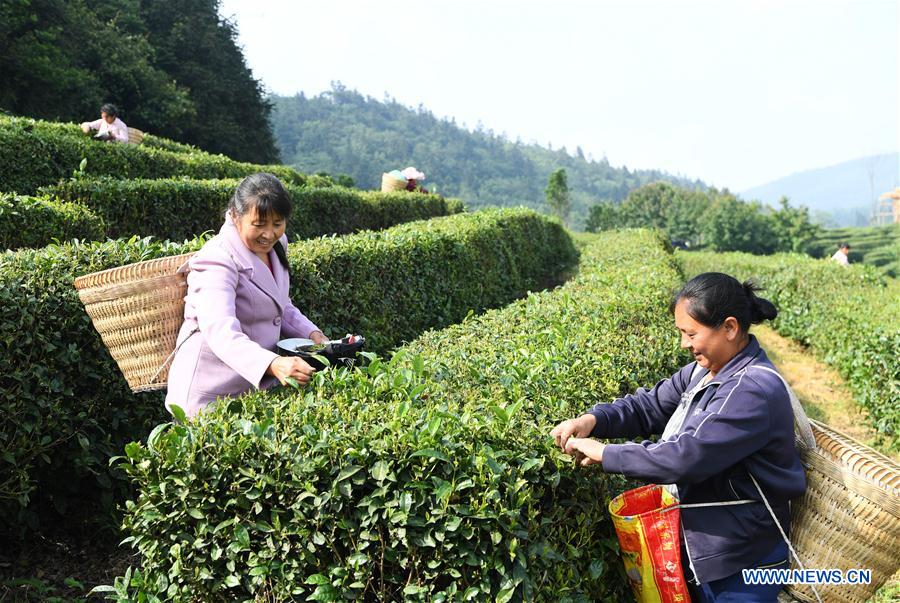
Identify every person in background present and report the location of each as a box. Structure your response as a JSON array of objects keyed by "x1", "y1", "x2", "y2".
[
  {"x1": 830, "y1": 242, "x2": 850, "y2": 266},
  {"x1": 80, "y1": 103, "x2": 129, "y2": 143},
  {"x1": 165, "y1": 173, "x2": 328, "y2": 418},
  {"x1": 401, "y1": 166, "x2": 429, "y2": 193}
]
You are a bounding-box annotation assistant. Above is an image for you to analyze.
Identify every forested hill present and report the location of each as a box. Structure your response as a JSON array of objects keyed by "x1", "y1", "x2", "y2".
[
  {"x1": 1, "y1": 0, "x2": 277, "y2": 163},
  {"x1": 271, "y1": 85, "x2": 705, "y2": 226}
]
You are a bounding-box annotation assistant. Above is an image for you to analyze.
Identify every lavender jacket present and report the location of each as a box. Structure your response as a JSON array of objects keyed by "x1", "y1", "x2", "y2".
[
  {"x1": 586, "y1": 336, "x2": 806, "y2": 584},
  {"x1": 165, "y1": 215, "x2": 319, "y2": 418}
]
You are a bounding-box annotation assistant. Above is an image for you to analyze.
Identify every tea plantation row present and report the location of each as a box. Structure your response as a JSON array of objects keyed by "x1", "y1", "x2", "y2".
[
  {"x1": 0, "y1": 116, "x2": 310, "y2": 194},
  {"x1": 680, "y1": 251, "x2": 899, "y2": 450},
  {"x1": 0, "y1": 208, "x2": 576, "y2": 541},
  {"x1": 2, "y1": 182, "x2": 463, "y2": 251},
  {"x1": 108, "y1": 230, "x2": 685, "y2": 602},
  {"x1": 0, "y1": 192, "x2": 106, "y2": 248},
  {"x1": 803, "y1": 223, "x2": 899, "y2": 278}
]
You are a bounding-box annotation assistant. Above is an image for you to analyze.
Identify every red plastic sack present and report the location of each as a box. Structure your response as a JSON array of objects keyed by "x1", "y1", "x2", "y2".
[{"x1": 608, "y1": 484, "x2": 691, "y2": 603}]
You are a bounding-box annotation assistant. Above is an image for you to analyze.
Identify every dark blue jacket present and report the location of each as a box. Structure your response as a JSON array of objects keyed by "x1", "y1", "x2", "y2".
[{"x1": 588, "y1": 336, "x2": 806, "y2": 584}]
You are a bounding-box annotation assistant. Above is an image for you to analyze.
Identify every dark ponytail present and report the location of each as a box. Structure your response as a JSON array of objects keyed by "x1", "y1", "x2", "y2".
[
  {"x1": 229, "y1": 173, "x2": 293, "y2": 273},
  {"x1": 670, "y1": 272, "x2": 778, "y2": 331},
  {"x1": 742, "y1": 280, "x2": 778, "y2": 324}
]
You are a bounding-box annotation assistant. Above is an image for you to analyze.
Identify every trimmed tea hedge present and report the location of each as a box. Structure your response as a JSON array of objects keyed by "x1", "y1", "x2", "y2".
[
  {"x1": 0, "y1": 193, "x2": 105, "y2": 249},
  {"x1": 0, "y1": 115, "x2": 309, "y2": 194},
  {"x1": 141, "y1": 134, "x2": 203, "y2": 155},
  {"x1": 803, "y1": 224, "x2": 900, "y2": 278},
  {"x1": 0, "y1": 236, "x2": 202, "y2": 539},
  {"x1": 0, "y1": 209, "x2": 575, "y2": 542},
  {"x1": 41, "y1": 177, "x2": 465, "y2": 241},
  {"x1": 108, "y1": 230, "x2": 684, "y2": 601},
  {"x1": 680, "y1": 251, "x2": 900, "y2": 449}
]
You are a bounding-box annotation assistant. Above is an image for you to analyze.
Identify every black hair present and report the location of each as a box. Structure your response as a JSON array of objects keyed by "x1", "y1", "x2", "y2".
[
  {"x1": 670, "y1": 272, "x2": 777, "y2": 332},
  {"x1": 229, "y1": 173, "x2": 293, "y2": 272},
  {"x1": 100, "y1": 103, "x2": 118, "y2": 118},
  {"x1": 838, "y1": 242, "x2": 850, "y2": 250}
]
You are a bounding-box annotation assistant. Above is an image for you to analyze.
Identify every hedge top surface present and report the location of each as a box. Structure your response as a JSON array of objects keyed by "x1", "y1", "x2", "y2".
[
  {"x1": 0, "y1": 115, "x2": 308, "y2": 193},
  {"x1": 38, "y1": 177, "x2": 464, "y2": 242},
  {"x1": 0, "y1": 192, "x2": 105, "y2": 250},
  {"x1": 113, "y1": 229, "x2": 682, "y2": 601}
]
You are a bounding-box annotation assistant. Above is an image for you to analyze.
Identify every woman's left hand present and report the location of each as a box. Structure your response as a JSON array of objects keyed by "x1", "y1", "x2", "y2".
[
  {"x1": 309, "y1": 330, "x2": 328, "y2": 345},
  {"x1": 564, "y1": 438, "x2": 605, "y2": 466}
]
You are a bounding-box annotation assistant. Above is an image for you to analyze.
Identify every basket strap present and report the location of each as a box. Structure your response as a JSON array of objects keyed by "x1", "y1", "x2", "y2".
[
  {"x1": 147, "y1": 327, "x2": 199, "y2": 386},
  {"x1": 749, "y1": 472, "x2": 823, "y2": 603},
  {"x1": 749, "y1": 366, "x2": 817, "y2": 451},
  {"x1": 670, "y1": 499, "x2": 756, "y2": 510}
]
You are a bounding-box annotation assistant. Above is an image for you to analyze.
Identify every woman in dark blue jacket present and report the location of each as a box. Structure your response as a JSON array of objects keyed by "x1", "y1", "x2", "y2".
[{"x1": 551, "y1": 272, "x2": 808, "y2": 602}]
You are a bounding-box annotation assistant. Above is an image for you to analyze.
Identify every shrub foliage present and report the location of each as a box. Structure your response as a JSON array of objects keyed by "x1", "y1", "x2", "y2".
[
  {"x1": 108, "y1": 230, "x2": 685, "y2": 601},
  {"x1": 0, "y1": 116, "x2": 307, "y2": 195},
  {"x1": 0, "y1": 209, "x2": 575, "y2": 542},
  {"x1": 802, "y1": 223, "x2": 900, "y2": 278},
  {"x1": 41, "y1": 178, "x2": 464, "y2": 242},
  {"x1": 0, "y1": 193, "x2": 105, "y2": 249}
]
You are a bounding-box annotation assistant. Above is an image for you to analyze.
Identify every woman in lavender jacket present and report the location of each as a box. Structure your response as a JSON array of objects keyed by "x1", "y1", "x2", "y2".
[
  {"x1": 166, "y1": 173, "x2": 327, "y2": 418},
  {"x1": 551, "y1": 273, "x2": 806, "y2": 602}
]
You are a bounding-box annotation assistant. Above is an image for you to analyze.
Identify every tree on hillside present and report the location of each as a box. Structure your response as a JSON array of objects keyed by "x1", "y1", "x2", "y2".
[
  {"x1": 545, "y1": 169, "x2": 571, "y2": 226},
  {"x1": 665, "y1": 189, "x2": 710, "y2": 246},
  {"x1": 0, "y1": 0, "x2": 193, "y2": 131},
  {"x1": 585, "y1": 201, "x2": 621, "y2": 232},
  {"x1": 616, "y1": 181, "x2": 679, "y2": 230},
  {"x1": 585, "y1": 184, "x2": 820, "y2": 254},
  {"x1": 701, "y1": 194, "x2": 776, "y2": 254},
  {"x1": 140, "y1": 0, "x2": 279, "y2": 163},
  {"x1": 769, "y1": 196, "x2": 820, "y2": 252},
  {"x1": 0, "y1": 0, "x2": 278, "y2": 163}
]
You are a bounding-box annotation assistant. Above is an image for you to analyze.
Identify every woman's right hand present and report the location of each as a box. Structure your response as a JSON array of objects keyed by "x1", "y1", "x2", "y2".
[
  {"x1": 267, "y1": 356, "x2": 316, "y2": 386},
  {"x1": 550, "y1": 414, "x2": 597, "y2": 453}
]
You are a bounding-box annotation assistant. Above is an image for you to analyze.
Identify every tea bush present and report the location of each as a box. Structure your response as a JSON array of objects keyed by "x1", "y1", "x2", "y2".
[
  {"x1": 41, "y1": 178, "x2": 464, "y2": 241},
  {"x1": 0, "y1": 115, "x2": 308, "y2": 194},
  {"x1": 680, "y1": 251, "x2": 900, "y2": 449},
  {"x1": 289, "y1": 208, "x2": 576, "y2": 352},
  {"x1": 803, "y1": 223, "x2": 900, "y2": 277},
  {"x1": 110, "y1": 230, "x2": 684, "y2": 601},
  {"x1": 0, "y1": 193, "x2": 105, "y2": 249},
  {"x1": 0, "y1": 209, "x2": 575, "y2": 542},
  {"x1": 141, "y1": 134, "x2": 203, "y2": 155},
  {"x1": 0, "y1": 236, "x2": 202, "y2": 540}
]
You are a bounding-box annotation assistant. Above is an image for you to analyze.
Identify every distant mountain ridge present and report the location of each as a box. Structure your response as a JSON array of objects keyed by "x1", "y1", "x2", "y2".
[
  {"x1": 741, "y1": 152, "x2": 899, "y2": 226},
  {"x1": 270, "y1": 84, "x2": 705, "y2": 227}
]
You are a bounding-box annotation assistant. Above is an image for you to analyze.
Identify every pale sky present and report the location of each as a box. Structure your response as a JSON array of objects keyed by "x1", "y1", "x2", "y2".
[{"x1": 220, "y1": 0, "x2": 899, "y2": 191}]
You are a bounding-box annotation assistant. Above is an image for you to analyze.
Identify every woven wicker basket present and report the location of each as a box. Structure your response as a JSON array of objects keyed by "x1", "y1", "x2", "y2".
[
  {"x1": 73, "y1": 253, "x2": 195, "y2": 392},
  {"x1": 785, "y1": 419, "x2": 899, "y2": 603},
  {"x1": 381, "y1": 172, "x2": 407, "y2": 192}
]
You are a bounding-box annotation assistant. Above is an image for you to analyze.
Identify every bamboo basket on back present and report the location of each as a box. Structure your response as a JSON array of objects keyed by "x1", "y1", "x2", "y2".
[
  {"x1": 73, "y1": 253, "x2": 195, "y2": 392},
  {"x1": 784, "y1": 419, "x2": 899, "y2": 603},
  {"x1": 381, "y1": 172, "x2": 407, "y2": 192}
]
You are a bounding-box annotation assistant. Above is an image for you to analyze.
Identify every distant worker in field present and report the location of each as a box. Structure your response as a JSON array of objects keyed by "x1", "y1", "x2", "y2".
[
  {"x1": 401, "y1": 166, "x2": 430, "y2": 193},
  {"x1": 80, "y1": 103, "x2": 129, "y2": 143},
  {"x1": 830, "y1": 242, "x2": 850, "y2": 266}
]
